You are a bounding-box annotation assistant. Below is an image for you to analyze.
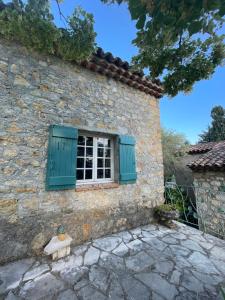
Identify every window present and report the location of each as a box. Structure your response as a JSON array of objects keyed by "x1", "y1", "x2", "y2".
[
  {"x1": 76, "y1": 134, "x2": 114, "y2": 184},
  {"x1": 46, "y1": 125, "x2": 137, "y2": 191}
]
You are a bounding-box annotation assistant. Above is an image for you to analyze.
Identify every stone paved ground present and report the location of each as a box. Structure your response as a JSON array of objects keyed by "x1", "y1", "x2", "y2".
[{"x1": 1, "y1": 222, "x2": 225, "y2": 300}]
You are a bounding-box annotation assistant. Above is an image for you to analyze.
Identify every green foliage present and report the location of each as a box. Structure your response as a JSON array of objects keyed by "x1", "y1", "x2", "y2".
[
  {"x1": 165, "y1": 185, "x2": 198, "y2": 227},
  {"x1": 165, "y1": 186, "x2": 184, "y2": 212},
  {"x1": 199, "y1": 105, "x2": 225, "y2": 142},
  {"x1": 0, "y1": 0, "x2": 96, "y2": 62},
  {"x1": 161, "y1": 128, "x2": 189, "y2": 181},
  {"x1": 101, "y1": 0, "x2": 225, "y2": 97},
  {"x1": 57, "y1": 7, "x2": 96, "y2": 61},
  {"x1": 154, "y1": 203, "x2": 177, "y2": 213}
]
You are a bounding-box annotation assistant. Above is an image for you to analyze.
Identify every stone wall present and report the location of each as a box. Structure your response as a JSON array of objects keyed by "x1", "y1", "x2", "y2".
[
  {"x1": 193, "y1": 171, "x2": 225, "y2": 239},
  {"x1": 0, "y1": 39, "x2": 164, "y2": 264}
]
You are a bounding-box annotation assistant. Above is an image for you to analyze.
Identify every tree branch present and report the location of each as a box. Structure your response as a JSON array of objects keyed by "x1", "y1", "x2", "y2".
[{"x1": 55, "y1": 0, "x2": 68, "y2": 27}]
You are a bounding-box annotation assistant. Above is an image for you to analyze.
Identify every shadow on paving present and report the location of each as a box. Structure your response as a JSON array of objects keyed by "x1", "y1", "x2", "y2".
[{"x1": 1, "y1": 222, "x2": 225, "y2": 300}]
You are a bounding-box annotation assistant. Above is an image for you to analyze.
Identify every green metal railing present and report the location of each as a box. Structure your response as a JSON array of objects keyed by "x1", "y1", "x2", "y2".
[{"x1": 164, "y1": 183, "x2": 225, "y2": 240}]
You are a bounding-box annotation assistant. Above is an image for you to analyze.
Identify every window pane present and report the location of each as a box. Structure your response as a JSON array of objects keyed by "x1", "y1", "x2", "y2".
[
  {"x1": 97, "y1": 169, "x2": 104, "y2": 179},
  {"x1": 78, "y1": 136, "x2": 85, "y2": 145},
  {"x1": 105, "y1": 159, "x2": 111, "y2": 168},
  {"x1": 105, "y1": 148, "x2": 111, "y2": 158},
  {"x1": 97, "y1": 158, "x2": 103, "y2": 168},
  {"x1": 86, "y1": 158, "x2": 93, "y2": 168},
  {"x1": 98, "y1": 148, "x2": 103, "y2": 157},
  {"x1": 86, "y1": 137, "x2": 93, "y2": 146},
  {"x1": 77, "y1": 158, "x2": 84, "y2": 168},
  {"x1": 77, "y1": 147, "x2": 85, "y2": 157},
  {"x1": 97, "y1": 138, "x2": 104, "y2": 147},
  {"x1": 77, "y1": 169, "x2": 84, "y2": 180},
  {"x1": 107, "y1": 139, "x2": 111, "y2": 147},
  {"x1": 105, "y1": 169, "x2": 111, "y2": 178},
  {"x1": 85, "y1": 169, "x2": 93, "y2": 180},
  {"x1": 86, "y1": 147, "x2": 93, "y2": 157}
]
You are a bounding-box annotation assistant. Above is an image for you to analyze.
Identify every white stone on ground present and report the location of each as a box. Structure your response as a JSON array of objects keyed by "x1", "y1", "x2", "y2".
[
  {"x1": 44, "y1": 234, "x2": 72, "y2": 260},
  {"x1": 83, "y1": 246, "x2": 100, "y2": 265},
  {"x1": 19, "y1": 273, "x2": 65, "y2": 299},
  {"x1": 135, "y1": 272, "x2": 179, "y2": 300},
  {"x1": 23, "y1": 263, "x2": 49, "y2": 281},
  {"x1": 0, "y1": 258, "x2": 34, "y2": 294},
  {"x1": 93, "y1": 236, "x2": 121, "y2": 252},
  {"x1": 112, "y1": 242, "x2": 129, "y2": 256},
  {"x1": 51, "y1": 255, "x2": 82, "y2": 272}
]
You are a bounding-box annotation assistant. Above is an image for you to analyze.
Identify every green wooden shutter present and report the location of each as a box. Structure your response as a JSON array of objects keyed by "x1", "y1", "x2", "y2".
[
  {"x1": 119, "y1": 135, "x2": 137, "y2": 184},
  {"x1": 46, "y1": 125, "x2": 78, "y2": 191}
]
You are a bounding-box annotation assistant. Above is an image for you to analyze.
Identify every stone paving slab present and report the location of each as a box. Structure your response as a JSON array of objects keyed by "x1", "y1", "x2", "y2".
[{"x1": 1, "y1": 222, "x2": 225, "y2": 300}]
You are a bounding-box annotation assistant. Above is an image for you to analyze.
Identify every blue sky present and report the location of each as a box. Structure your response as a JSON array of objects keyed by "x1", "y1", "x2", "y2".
[{"x1": 51, "y1": 0, "x2": 225, "y2": 144}]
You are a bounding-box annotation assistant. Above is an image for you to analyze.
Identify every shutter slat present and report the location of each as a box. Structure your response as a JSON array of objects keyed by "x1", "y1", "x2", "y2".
[
  {"x1": 119, "y1": 135, "x2": 137, "y2": 184},
  {"x1": 52, "y1": 125, "x2": 77, "y2": 139},
  {"x1": 119, "y1": 135, "x2": 135, "y2": 145},
  {"x1": 120, "y1": 173, "x2": 137, "y2": 181},
  {"x1": 49, "y1": 176, "x2": 76, "y2": 186},
  {"x1": 46, "y1": 125, "x2": 78, "y2": 191}
]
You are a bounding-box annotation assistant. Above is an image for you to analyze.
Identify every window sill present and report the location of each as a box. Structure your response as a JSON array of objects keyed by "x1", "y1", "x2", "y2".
[{"x1": 76, "y1": 182, "x2": 119, "y2": 192}]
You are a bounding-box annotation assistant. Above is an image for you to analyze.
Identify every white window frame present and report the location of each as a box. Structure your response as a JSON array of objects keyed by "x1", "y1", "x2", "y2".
[{"x1": 76, "y1": 134, "x2": 114, "y2": 185}]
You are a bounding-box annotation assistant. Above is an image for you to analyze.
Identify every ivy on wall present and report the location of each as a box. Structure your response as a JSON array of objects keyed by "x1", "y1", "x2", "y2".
[{"x1": 0, "y1": 0, "x2": 97, "y2": 62}]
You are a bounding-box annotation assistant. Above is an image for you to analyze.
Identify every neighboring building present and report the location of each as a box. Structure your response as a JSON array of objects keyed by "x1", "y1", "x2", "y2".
[
  {"x1": 187, "y1": 141, "x2": 225, "y2": 238},
  {"x1": 0, "y1": 39, "x2": 164, "y2": 263},
  {"x1": 173, "y1": 143, "x2": 218, "y2": 187}
]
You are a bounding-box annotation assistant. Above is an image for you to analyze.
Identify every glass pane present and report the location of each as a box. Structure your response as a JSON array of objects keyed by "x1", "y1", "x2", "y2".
[
  {"x1": 97, "y1": 169, "x2": 104, "y2": 179},
  {"x1": 86, "y1": 158, "x2": 93, "y2": 168},
  {"x1": 107, "y1": 139, "x2": 111, "y2": 147},
  {"x1": 97, "y1": 159, "x2": 103, "y2": 168},
  {"x1": 77, "y1": 169, "x2": 84, "y2": 180},
  {"x1": 98, "y1": 148, "x2": 103, "y2": 157},
  {"x1": 97, "y1": 138, "x2": 104, "y2": 147},
  {"x1": 78, "y1": 136, "x2": 85, "y2": 145},
  {"x1": 85, "y1": 169, "x2": 93, "y2": 180},
  {"x1": 105, "y1": 159, "x2": 111, "y2": 168},
  {"x1": 105, "y1": 148, "x2": 111, "y2": 158},
  {"x1": 86, "y1": 147, "x2": 93, "y2": 157},
  {"x1": 77, "y1": 147, "x2": 85, "y2": 157},
  {"x1": 77, "y1": 158, "x2": 84, "y2": 168},
  {"x1": 86, "y1": 137, "x2": 93, "y2": 146},
  {"x1": 105, "y1": 169, "x2": 111, "y2": 178}
]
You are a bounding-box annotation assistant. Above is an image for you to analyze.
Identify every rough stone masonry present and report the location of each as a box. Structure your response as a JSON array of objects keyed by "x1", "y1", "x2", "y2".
[
  {"x1": 0, "y1": 39, "x2": 164, "y2": 264},
  {"x1": 193, "y1": 171, "x2": 225, "y2": 238}
]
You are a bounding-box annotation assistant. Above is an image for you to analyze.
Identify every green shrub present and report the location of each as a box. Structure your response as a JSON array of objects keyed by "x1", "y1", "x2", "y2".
[
  {"x1": 0, "y1": 0, "x2": 96, "y2": 61},
  {"x1": 154, "y1": 203, "x2": 177, "y2": 213}
]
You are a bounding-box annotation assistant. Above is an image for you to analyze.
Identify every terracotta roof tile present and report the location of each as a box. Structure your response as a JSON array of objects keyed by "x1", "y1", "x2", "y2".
[
  {"x1": 188, "y1": 142, "x2": 218, "y2": 154},
  {"x1": 80, "y1": 47, "x2": 163, "y2": 98},
  {"x1": 187, "y1": 141, "x2": 225, "y2": 171}
]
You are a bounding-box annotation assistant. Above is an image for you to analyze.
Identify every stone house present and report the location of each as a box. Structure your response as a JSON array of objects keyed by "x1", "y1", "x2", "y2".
[
  {"x1": 187, "y1": 141, "x2": 225, "y2": 238},
  {"x1": 0, "y1": 39, "x2": 164, "y2": 263}
]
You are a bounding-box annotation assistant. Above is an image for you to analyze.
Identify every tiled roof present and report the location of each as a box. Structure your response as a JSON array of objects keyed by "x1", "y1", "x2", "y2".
[
  {"x1": 187, "y1": 142, "x2": 218, "y2": 154},
  {"x1": 187, "y1": 141, "x2": 225, "y2": 171},
  {"x1": 80, "y1": 48, "x2": 164, "y2": 99}
]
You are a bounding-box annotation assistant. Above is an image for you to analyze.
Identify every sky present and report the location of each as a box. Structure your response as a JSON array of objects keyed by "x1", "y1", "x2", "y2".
[{"x1": 51, "y1": 0, "x2": 225, "y2": 144}]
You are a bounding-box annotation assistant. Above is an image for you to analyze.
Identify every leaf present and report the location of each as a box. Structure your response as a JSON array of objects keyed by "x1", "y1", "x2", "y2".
[
  {"x1": 136, "y1": 15, "x2": 146, "y2": 29},
  {"x1": 188, "y1": 21, "x2": 204, "y2": 35},
  {"x1": 128, "y1": 0, "x2": 146, "y2": 20}
]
